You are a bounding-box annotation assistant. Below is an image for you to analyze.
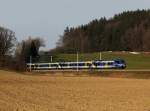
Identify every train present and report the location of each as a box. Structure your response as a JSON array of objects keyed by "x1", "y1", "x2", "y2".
[{"x1": 26, "y1": 59, "x2": 126, "y2": 71}]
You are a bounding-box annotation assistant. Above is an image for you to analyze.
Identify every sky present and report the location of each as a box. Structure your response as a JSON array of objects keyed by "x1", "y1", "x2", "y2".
[{"x1": 0, "y1": 0, "x2": 150, "y2": 50}]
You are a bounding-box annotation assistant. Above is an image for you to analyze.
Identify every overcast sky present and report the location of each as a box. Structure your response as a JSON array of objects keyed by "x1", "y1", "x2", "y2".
[{"x1": 0, "y1": 0, "x2": 149, "y2": 50}]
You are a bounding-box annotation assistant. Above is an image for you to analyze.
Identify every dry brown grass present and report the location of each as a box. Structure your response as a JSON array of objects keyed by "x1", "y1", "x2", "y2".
[{"x1": 0, "y1": 70, "x2": 150, "y2": 111}]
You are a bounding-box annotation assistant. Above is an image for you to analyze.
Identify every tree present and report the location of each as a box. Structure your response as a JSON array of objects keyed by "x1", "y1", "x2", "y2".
[
  {"x1": 15, "y1": 37, "x2": 45, "y2": 70},
  {"x1": 0, "y1": 27, "x2": 16, "y2": 66}
]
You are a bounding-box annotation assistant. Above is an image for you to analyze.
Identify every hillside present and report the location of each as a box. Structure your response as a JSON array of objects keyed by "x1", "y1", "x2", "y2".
[
  {"x1": 39, "y1": 52, "x2": 150, "y2": 69},
  {"x1": 52, "y1": 9, "x2": 150, "y2": 53}
]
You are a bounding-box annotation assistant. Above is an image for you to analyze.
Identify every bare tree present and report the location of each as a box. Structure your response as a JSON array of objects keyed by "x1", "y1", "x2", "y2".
[{"x1": 0, "y1": 27, "x2": 16, "y2": 66}]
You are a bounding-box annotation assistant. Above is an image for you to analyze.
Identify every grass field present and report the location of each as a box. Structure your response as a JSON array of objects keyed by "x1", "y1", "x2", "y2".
[
  {"x1": 0, "y1": 70, "x2": 150, "y2": 111},
  {"x1": 51, "y1": 52, "x2": 150, "y2": 69}
]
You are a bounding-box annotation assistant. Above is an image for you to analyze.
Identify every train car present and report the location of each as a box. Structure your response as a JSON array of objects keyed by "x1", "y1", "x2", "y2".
[
  {"x1": 26, "y1": 62, "x2": 60, "y2": 70},
  {"x1": 92, "y1": 59, "x2": 126, "y2": 69},
  {"x1": 67, "y1": 61, "x2": 93, "y2": 69},
  {"x1": 93, "y1": 60, "x2": 115, "y2": 69},
  {"x1": 26, "y1": 59, "x2": 126, "y2": 71}
]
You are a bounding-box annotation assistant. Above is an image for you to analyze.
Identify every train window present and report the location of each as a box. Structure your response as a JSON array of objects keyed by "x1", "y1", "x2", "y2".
[
  {"x1": 107, "y1": 62, "x2": 113, "y2": 65},
  {"x1": 70, "y1": 63, "x2": 77, "y2": 66},
  {"x1": 101, "y1": 63, "x2": 105, "y2": 66},
  {"x1": 78, "y1": 63, "x2": 85, "y2": 66},
  {"x1": 39, "y1": 64, "x2": 49, "y2": 67},
  {"x1": 60, "y1": 63, "x2": 68, "y2": 67},
  {"x1": 31, "y1": 65, "x2": 35, "y2": 68},
  {"x1": 50, "y1": 64, "x2": 58, "y2": 67},
  {"x1": 95, "y1": 62, "x2": 105, "y2": 66}
]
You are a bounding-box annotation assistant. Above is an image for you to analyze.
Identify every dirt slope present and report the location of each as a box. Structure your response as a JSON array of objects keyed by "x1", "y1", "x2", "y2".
[{"x1": 0, "y1": 70, "x2": 150, "y2": 111}]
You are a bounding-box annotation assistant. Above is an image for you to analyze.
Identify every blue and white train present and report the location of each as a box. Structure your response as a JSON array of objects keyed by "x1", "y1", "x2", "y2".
[{"x1": 26, "y1": 59, "x2": 126, "y2": 71}]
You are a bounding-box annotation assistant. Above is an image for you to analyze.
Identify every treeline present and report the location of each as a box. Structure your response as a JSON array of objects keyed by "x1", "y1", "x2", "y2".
[
  {"x1": 52, "y1": 9, "x2": 150, "y2": 53},
  {"x1": 0, "y1": 27, "x2": 44, "y2": 71}
]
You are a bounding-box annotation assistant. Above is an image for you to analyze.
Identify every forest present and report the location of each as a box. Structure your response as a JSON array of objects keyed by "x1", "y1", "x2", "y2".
[{"x1": 52, "y1": 9, "x2": 150, "y2": 53}]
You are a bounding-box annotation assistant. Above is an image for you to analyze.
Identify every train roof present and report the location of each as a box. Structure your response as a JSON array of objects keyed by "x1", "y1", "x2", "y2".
[{"x1": 26, "y1": 59, "x2": 125, "y2": 65}]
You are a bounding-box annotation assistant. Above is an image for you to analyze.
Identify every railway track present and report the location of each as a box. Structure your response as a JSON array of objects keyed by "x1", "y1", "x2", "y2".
[{"x1": 31, "y1": 69, "x2": 150, "y2": 72}]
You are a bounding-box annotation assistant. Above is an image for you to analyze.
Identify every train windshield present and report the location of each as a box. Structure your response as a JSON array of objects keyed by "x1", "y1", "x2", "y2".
[{"x1": 114, "y1": 59, "x2": 125, "y2": 64}]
